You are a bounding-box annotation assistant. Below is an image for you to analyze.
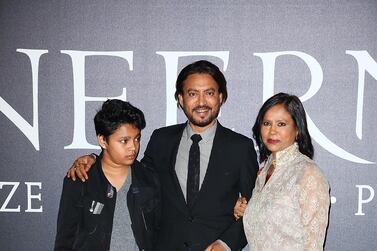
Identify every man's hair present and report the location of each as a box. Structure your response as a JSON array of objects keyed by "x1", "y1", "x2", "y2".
[
  {"x1": 94, "y1": 99, "x2": 145, "y2": 139},
  {"x1": 252, "y1": 92, "x2": 314, "y2": 162},
  {"x1": 174, "y1": 60, "x2": 228, "y2": 104}
]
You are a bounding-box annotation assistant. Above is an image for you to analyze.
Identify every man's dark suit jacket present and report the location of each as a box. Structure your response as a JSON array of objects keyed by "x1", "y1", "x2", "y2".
[{"x1": 142, "y1": 122, "x2": 258, "y2": 251}]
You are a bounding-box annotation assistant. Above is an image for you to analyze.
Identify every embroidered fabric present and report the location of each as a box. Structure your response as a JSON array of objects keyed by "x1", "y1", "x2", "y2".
[{"x1": 243, "y1": 143, "x2": 330, "y2": 251}]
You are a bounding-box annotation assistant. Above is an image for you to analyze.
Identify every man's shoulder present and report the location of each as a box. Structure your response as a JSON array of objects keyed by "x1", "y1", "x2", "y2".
[
  {"x1": 152, "y1": 123, "x2": 186, "y2": 136},
  {"x1": 217, "y1": 123, "x2": 253, "y2": 144}
]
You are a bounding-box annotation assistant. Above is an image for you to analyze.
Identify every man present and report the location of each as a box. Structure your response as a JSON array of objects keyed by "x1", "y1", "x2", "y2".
[{"x1": 68, "y1": 60, "x2": 258, "y2": 250}]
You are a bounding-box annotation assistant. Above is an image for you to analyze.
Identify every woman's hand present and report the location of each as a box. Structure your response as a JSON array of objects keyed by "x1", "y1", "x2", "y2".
[
  {"x1": 233, "y1": 197, "x2": 248, "y2": 220},
  {"x1": 66, "y1": 154, "x2": 96, "y2": 182}
]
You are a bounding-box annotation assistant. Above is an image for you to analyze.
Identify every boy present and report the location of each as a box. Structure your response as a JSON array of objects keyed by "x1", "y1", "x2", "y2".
[{"x1": 55, "y1": 99, "x2": 160, "y2": 251}]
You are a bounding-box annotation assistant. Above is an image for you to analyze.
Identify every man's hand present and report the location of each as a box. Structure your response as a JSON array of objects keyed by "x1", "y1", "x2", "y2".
[
  {"x1": 234, "y1": 197, "x2": 247, "y2": 220},
  {"x1": 66, "y1": 155, "x2": 96, "y2": 182},
  {"x1": 204, "y1": 241, "x2": 227, "y2": 251}
]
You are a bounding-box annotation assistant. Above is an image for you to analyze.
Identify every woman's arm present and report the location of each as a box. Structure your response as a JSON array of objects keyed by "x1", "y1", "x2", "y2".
[{"x1": 298, "y1": 164, "x2": 330, "y2": 251}]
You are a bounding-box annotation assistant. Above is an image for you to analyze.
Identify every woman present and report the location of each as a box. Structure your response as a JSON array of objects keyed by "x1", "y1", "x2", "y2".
[
  {"x1": 236, "y1": 93, "x2": 330, "y2": 250},
  {"x1": 54, "y1": 99, "x2": 160, "y2": 251}
]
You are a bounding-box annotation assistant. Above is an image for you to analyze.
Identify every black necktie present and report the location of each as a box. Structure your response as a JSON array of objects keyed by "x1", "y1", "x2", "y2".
[{"x1": 187, "y1": 134, "x2": 202, "y2": 207}]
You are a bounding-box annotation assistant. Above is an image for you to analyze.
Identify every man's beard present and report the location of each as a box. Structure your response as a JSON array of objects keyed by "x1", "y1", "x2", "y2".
[{"x1": 184, "y1": 105, "x2": 220, "y2": 128}]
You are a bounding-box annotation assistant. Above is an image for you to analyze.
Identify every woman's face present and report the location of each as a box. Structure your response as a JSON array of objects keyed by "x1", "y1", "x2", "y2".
[{"x1": 261, "y1": 104, "x2": 298, "y2": 157}]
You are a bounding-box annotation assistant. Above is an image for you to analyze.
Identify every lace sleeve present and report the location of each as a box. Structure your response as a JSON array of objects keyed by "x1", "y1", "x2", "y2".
[{"x1": 298, "y1": 164, "x2": 330, "y2": 251}]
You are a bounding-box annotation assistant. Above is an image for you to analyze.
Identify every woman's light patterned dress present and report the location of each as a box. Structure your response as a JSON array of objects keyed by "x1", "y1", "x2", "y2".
[{"x1": 243, "y1": 143, "x2": 330, "y2": 251}]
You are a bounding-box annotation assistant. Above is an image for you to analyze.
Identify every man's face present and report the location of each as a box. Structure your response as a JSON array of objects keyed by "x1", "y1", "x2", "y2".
[{"x1": 178, "y1": 73, "x2": 223, "y2": 132}]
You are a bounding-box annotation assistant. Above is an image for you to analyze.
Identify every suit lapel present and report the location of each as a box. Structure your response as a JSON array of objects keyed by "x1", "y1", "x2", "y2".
[{"x1": 168, "y1": 123, "x2": 189, "y2": 213}]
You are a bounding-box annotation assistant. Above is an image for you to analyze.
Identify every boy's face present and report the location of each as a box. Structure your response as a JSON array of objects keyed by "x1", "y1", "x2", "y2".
[{"x1": 98, "y1": 123, "x2": 141, "y2": 168}]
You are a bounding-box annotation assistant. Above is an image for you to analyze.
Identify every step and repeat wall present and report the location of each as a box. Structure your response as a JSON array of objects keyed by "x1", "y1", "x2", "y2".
[{"x1": 0, "y1": 1, "x2": 376, "y2": 250}]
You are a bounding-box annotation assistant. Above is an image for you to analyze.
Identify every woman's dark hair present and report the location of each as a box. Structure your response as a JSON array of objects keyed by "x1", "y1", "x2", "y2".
[
  {"x1": 94, "y1": 99, "x2": 145, "y2": 140},
  {"x1": 174, "y1": 60, "x2": 228, "y2": 104},
  {"x1": 252, "y1": 92, "x2": 314, "y2": 162}
]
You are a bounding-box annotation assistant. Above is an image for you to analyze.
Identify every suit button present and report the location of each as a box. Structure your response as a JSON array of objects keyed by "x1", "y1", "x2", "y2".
[{"x1": 188, "y1": 216, "x2": 194, "y2": 222}]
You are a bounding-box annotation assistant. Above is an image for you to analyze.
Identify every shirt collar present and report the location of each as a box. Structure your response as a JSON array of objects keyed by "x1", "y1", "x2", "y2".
[
  {"x1": 184, "y1": 120, "x2": 217, "y2": 144},
  {"x1": 267, "y1": 142, "x2": 300, "y2": 168}
]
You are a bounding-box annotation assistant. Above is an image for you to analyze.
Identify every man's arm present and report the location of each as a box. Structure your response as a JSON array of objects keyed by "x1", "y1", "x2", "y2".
[
  {"x1": 66, "y1": 154, "x2": 97, "y2": 181},
  {"x1": 234, "y1": 197, "x2": 248, "y2": 220},
  {"x1": 218, "y1": 139, "x2": 259, "y2": 249}
]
